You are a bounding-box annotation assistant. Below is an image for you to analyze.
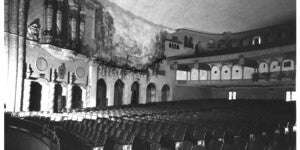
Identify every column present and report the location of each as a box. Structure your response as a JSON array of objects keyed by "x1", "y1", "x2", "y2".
[
  {"x1": 241, "y1": 65, "x2": 244, "y2": 79},
  {"x1": 88, "y1": 60, "x2": 98, "y2": 107},
  {"x1": 8, "y1": 0, "x2": 19, "y2": 111},
  {"x1": 15, "y1": 0, "x2": 27, "y2": 111},
  {"x1": 79, "y1": 9, "x2": 85, "y2": 40},
  {"x1": 123, "y1": 83, "x2": 130, "y2": 105},
  {"x1": 40, "y1": 82, "x2": 50, "y2": 111},
  {"x1": 48, "y1": 82, "x2": 56, "y2": 113},
  {"x1": 56, "y1": 0, "x2": 63, "y2": 35},
  {"x1": 81, "y1": 87, "x2": 87, "y2": 108},
  {"x1": 66, "y1": 84, "x2": 73, "y2": 110},
  {"x1": 69, "y1": 6, "x2": 78, "y2": 48},
  {"x1": 22, "y1": 79, "x2": 31, "y2": 111}
]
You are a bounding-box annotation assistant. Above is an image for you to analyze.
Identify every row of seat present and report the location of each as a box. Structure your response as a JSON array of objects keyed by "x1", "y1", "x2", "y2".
[{"x1": 6, "y1": 100, "x2": 296, "y2": 150}]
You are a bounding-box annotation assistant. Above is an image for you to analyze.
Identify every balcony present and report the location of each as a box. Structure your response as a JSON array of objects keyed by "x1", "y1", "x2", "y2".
[{"x1": 176, "y1": 71, "x2": 295, "y2": 88}]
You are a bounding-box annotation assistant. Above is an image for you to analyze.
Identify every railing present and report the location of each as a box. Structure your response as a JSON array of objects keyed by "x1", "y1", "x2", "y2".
[
  {"x1": 5, "y1": 116, "x2": 61, "y2": 150},
  {"x1": 169, "y1": 39, "x2": 295, "y2": 59}
]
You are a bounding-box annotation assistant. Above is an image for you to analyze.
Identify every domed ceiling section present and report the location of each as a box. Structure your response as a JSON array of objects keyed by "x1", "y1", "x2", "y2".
[
  {"x1": 107, "y1": 0, "x2": 296, "y2": 33},
  {"x1": 81, "y1": 0, "x2": 173, "y2": 70}
]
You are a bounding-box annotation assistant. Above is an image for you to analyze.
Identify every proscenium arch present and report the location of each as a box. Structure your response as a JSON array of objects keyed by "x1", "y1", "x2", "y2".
[
  {"x1": 161, "y1": 84, "x2": 170, "y2": 102},
  {"x1": 97, "y1": 78, "x2": 107, "y2": 107},
  {"x1": 131, "y1": 81, "x2": 140, "y2": 104},
  {"x1": 114, "y1": 79, "x2": 124, "y2": 106},
  {"x1": 146, "y1": 83, "x2": 156, "y2": 103}
]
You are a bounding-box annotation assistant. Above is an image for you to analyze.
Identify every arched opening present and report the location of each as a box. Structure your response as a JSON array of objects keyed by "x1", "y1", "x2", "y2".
[
  {"x1": 211, "y1": 66, "x2": 221, "y2": 80},
  {"x1": 221, "y1": 65, "x2": 231, "y2": 80},
  {"x1": 97, "y1": 79, "x2": 107, "y2": 107},
  {"x1": 131, "y1": 81, "x2": 139, "y2": 105},
  {"x1": 252, "y1": 36, "x2": 262, "y2": 45},
  {"x1": 72, "y1": 85, "x2": 82, "y2": 109},
  {"x1": 29, "y1": 82, "x2": 42, "y2": 111},
  {"x1": 54, "y1": 84, "x2": 63, "y2": 113},
  {"x1": 259, "y1": 62, "x2": 269, "y2": 73},
  {"x1": 114, "y1": 79, "x2": 124, "y2": 106},
  {"x1": 232, "y1": 65, "x2": 242, "y2": 79},
  {"x1": 270, "y1": 60, "x2": 280, "y2": 72},
  {"x1": 146, "y1": 83, "x2": 156, "y2": 103},
  {"x1": 161, "y1": 84, "x2": 170, "y2": 102}
]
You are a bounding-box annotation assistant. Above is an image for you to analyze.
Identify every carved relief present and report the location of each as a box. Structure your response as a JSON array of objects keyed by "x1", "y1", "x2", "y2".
[
  {"x1": 27, "y1": 19, "x2": 41, "y2": 41},
  {"x1": 36, "y1": 57, "x2": 48, "y2": 71},
  {"x1": 58, "y1": 63, "x2": 66, "y2": 79}
]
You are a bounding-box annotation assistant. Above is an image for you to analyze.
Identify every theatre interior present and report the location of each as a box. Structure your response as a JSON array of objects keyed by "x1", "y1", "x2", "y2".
[{"x1": 2, "y1": 0, "x2": 296, "y2": 150}]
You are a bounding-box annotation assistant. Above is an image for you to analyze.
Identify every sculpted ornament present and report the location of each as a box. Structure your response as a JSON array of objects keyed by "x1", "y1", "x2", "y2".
[{"x1": 27, "y1": 19, "x2": 41, "y2": 41}]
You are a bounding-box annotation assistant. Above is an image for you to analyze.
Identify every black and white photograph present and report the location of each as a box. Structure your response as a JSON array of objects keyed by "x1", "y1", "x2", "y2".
[{"x1": 2, "y1": 0, "x2": 297, "y2": 150}]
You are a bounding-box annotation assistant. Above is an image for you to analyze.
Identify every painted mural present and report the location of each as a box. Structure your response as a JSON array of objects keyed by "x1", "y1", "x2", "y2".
[{"x1": 81, "y1": 0, "x2": 171, "y2": 70}]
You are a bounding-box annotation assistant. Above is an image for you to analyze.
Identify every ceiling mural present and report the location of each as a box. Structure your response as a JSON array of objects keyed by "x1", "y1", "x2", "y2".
[
  {"x1": 107, "y1": 0, "x2": 296, "y2": 33},
  {"x1": 81, "y1": 0, "x2": 173, "y2": 71}
]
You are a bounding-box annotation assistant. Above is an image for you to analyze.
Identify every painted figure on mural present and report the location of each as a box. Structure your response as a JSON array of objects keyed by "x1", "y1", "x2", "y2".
[
  {"x1": 27, "y1": 19, "x2": 41, "y2": 41},
  {"x1": 195, "y1": 41, "x2": 203, "y2": 55}
]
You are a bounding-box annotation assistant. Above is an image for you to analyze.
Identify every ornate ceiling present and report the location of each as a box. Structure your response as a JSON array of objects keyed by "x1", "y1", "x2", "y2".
[{"x1": 107, "y1": 0, "x2": 296, "y2": 33}]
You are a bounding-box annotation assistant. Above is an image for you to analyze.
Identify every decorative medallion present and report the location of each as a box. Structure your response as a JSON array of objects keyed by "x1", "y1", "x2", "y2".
[
  {"x1": 76, "y1": 67, "x2": 85, "y2": 78},
  {"x1": 36, "y1": 57, "x2": 48, "y2": 71},
  {"x1": 58, "y1": 63, "x2": 66, "y2": 79}
]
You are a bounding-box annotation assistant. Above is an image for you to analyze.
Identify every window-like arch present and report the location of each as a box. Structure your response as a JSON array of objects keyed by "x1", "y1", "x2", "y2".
[
  {"x1": 131, "y1": 81, "x2": 139, "y2": 104},
  {"x1": 221, "y1": 65, "x2": 231, "y2": 80},
  {"x1": 270, "y1": 60, "x2": 280, "y2": 72},
  {"x1": 241, "y1": 38, "x2": 250, "y2": 47},
  {"x1": 114, "y1": 79, "x2": 124, "y2": 106},
  {"x1": 282, "y1": 59, "x2": 294, "y2": 71},
  {"x1": 211, "y1": 66, "x2": 220, "y2": 80},
  {"x1": 54, "y1": 84, "x2": 63, "y2": 113},
  {"x1": 97, "y1": 79, "x2": 107, "y2": 107},
  {"x1": 230, "y1": 39, "x2": 238, "y2": 48},
  {"x1": 259, "y1": 62, "x2": 269, "y2": 73},
  {"x1": 146, "y1": 83, "x2": 156, "y2": 103},
  {"x1": 161, "y1": 84, "x2": 170, "y2": 102},
  {"x1": 29, "y1": 82, "x2": 42, "y2": 111},
  {"x1": 232, "y1": 65, "x2": 242, "y2": 79},
  {"x1": 72, "y1": 85, "x2": 82, "y2": 109},
  {"x1": 252, "y1": 36, "x2": 262, "y2": 45}
]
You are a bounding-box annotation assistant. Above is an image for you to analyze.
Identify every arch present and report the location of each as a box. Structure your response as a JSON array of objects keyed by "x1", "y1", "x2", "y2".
[
  {"x1": 259, "y1": 62, "x2": 269, "y2": 73},
  {"x1": 97, "y1": 79, "x2": 107, "y2": 107},
  {"x1": 241, "y1": 38, "x2": 250, "y2": 47},
  {"x1": 211, "y1": 66, "x2": 220, "y2": 80},
  {"x1": 252, "y1": 36, "x2": 262, "y2": 45},
  {"x1": 221, "y1": 65, "x2": 231, "y2": 80},
  {"x1": 114, "y1": 79, "x2": 124, "y2": 106},
  {"x1": 244, "y1": 67, "x2": 255, "y2": 79},
  {"x1": 146, "y1": 83, "x2": 156, "y2": 103},
  {"x1": 232, "y1": 65, "x2": 243, "y2": 79},
  {"x1": 282, "y1": 59, "x2": 294, "y2": 71},
  {"x1": 270, "y1": 60, "x2": 280, "y2": 72},
  {"x1": 29, "y1": 81, "x2": 42, "y2": 111},
  {"x1": 131, "y1": 81, "x2": 139, "y2": 104},
  {"x1": 72, "y1": 85, "x2": 82, "y2": 109},
  {"x1": 161, "y1": 84, "x2": 170, "y2": 102},
  {"x1": 54, "y1": 84, "x2": 63, "y2": 113}
]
